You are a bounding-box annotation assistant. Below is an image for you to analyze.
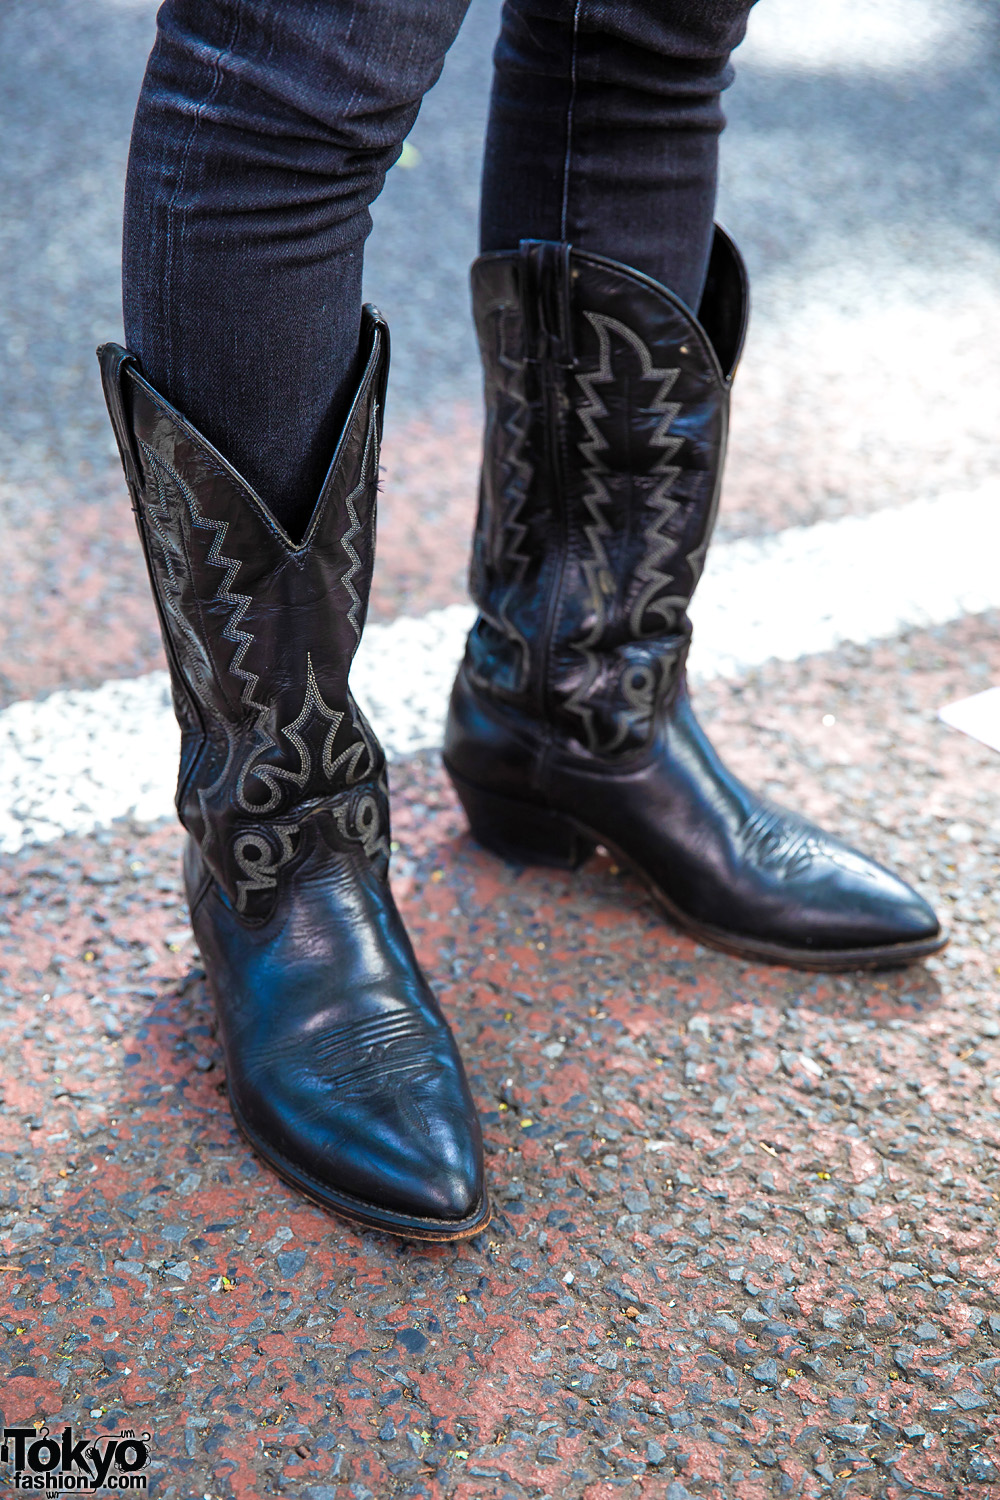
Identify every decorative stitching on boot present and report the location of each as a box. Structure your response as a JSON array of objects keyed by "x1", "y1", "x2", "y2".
[
  {"x1": 739, "y1": 806, "x2": 820, "y2": 880},
  {"x1": 564, "y1": 312, "x2": 683, "y2": 753},
  {"x1": 140, "y1": 443, "x2": 381, "y2": 909},
  {"x1": 237, "y1": 652, "x2": 344, "y2": 815},
  {"x1": 339, "y1": 403, "x2": 380, "y2": 644},
  {"x1": 492, "y1": 342, "x2": 533, "y2": 677},
  {"x1": 140, "y1": 442, "x2": 269, "y2": 724},
  {"x1": 232, "y1": 824, "x2": 300, "y2": 913},
  {"x1": 304, "y1": 1010, "x2": 433, "y2": 1094},
  {"x1": 469, "y1": 308, "x2": 534, "y2": 693},
  {"x1": 140, "y1": 442, "x2": 223, "y2": 711},
  {"x1": 329, "y1": 782, "x2": 390, "y2": 863},
  {"x1": 323, "y1": 694, "x2": 377, "y2": 789}
]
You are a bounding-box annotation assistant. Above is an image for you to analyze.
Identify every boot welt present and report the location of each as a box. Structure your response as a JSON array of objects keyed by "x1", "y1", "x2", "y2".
[
  {"x1": 446, "y1": 764, "x2": 948, "y2": 973},
  {"x1": 226, "y1": 1086, "x2": 492, "y2": 1243}
]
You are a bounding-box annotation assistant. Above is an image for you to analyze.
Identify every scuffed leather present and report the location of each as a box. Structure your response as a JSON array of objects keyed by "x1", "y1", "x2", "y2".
[
  {"x1": 99, "y1": 313, "x2": 487, "y2": 1234},
  {"x1": 449, "y1": 232, "x2": 942, "y2": 961}
]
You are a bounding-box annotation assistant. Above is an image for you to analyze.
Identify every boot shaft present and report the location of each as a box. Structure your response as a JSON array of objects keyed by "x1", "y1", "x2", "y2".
[
  {"x1": 466, "y1": 228, "x2": 748, "y2": 759},
  {"x1": 98, "y1": 307, "x2": 391, "y2": 918}
]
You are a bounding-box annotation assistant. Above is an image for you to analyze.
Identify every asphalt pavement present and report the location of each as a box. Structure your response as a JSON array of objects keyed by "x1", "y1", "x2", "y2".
[{"x1": 1, "y1": 2, "x2": 999, "y2": 1497}]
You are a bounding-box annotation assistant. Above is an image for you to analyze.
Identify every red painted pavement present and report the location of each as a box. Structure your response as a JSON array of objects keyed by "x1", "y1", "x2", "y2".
[{"x1": 2, "y1": 613, "x2": 999, "y2": 1497}]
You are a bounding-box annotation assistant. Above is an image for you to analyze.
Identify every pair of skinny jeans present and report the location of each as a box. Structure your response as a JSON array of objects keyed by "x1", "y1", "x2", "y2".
[{"x1": 123, "y1": 0, "x2": 756, "y2": 533}]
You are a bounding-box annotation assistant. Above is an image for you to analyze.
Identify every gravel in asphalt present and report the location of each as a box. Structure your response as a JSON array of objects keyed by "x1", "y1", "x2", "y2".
[
  {"x1": 7, "y1": 488, "x2": 1000, "y2": 856},
  {"x1": 2, "y1": 611, "x2": 999, "y2": 1496},
  {"x1": 2, "y1": 0, "x2": 999, "y2": 1496}
]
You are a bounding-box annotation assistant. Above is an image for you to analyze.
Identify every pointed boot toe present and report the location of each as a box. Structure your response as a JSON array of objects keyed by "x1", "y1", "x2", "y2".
[
  {"x1": 882, "y1": 885, "x2": 942, "y2": 947},
  {"x1": 100, "y1": 315, "x2": 490, "y2": 1242},
  {"x1": 186, "y1": 807, "x2": 491, "y2": 1242},
  {"x1": 445, "y1": 228, "x2": 946, "y2": 972},
  {"x1": 780, "y1": 835, "x2": 944, "y2": 964},
  {"x1": 232, "y1": 1037, "x2": 489, "y2": 1237}
]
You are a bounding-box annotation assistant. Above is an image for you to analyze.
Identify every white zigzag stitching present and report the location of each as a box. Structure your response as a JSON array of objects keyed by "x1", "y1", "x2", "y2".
[
  {"x1": 492, "y1": 339, "x2": 533, "y2": 664},
  {"x1": 340, "y1": 402, "x2": 380, "y2": 644},
  {"x1": 141, "y1": 444, "x2": 376, "y2": 812},
  {"x1": 141, "y1": 445, "x2": 267, "y2": 715},
  {"x1": 471, "y1": 313, "x2": 534, "y2": 685},
  {"x1": 563, "y1": 312, "x2": 683, "y2": 751},
  {"x1": 561, "y1": 316, "x2": 615, "y2": 752},
  {"x1": 140, "y1": 442, "x2": 218, "y2": 707},
  {"x1": 139, "y1": 446, "x2": 283, "y2": 813},
  {"x1": 139, "y1": 434, "x2": 380, "y2": 908},
  {"x1": 236, "y1": 652, "x2": 344, "y2": 813}
]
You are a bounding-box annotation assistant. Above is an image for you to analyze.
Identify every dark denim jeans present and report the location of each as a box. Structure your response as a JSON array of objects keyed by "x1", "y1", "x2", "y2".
[{"x1": 123, "y1": 0, "x2": 756, "y2": 534}]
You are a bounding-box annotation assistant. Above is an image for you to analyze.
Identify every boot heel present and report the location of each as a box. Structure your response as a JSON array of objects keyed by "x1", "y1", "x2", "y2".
[{"x1": 448, "y1": 772, "x2": 594, "y2": 870}]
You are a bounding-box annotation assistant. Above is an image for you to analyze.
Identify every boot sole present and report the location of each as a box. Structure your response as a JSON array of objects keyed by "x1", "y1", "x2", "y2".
[
  {"x1": 227, "y1": 1086, "x2": 492, "y2": 1243},
  {"x1": 445, "y1": 764, "x2": 948, "y2": 973}
]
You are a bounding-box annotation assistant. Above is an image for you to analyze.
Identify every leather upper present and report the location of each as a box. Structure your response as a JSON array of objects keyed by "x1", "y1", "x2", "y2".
[
  {"x1": 100, "y1": 316, "x2": 389, "y2": 923},
  {"x1": 183, "y1": 832, "x2": 483, "y2": 1224},
  {"x1": 467, "y1": 228, "x2": 747, "y2": 758},
  {"x1": 448, "y1": 231, "x2": 942, "y2": 962},
  {"x1": 99, "y1": 315, "x2": 488, "y2": 1233},
  {"x1": 447, "y1": 666, "x2": 940, "y2": 953}
]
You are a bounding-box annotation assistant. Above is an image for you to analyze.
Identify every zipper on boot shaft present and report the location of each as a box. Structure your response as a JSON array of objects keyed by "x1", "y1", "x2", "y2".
[{"x1": 517, "y1": 239, "x2": 575, "y2": 786}]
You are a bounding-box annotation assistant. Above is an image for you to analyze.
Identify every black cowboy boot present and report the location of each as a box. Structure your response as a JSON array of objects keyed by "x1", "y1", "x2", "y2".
[
  {"x1": 444, "y1": 231, "x2": 945, "y2": 969},
  {"x1": 99, "y1": 309, "x2": 489, "y2": 1239}
]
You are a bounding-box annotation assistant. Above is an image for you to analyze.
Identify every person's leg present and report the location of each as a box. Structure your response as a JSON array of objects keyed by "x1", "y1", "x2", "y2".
[
  {"x1": 480, "y1": 0, "x2": 756, "y2": 310},
  {"x1": 123, "y1": 0, "x2": 470, "y2": 537},
  {"x1": 447, "y1": 0, "x2": 945, "y2": 968},
  {"x1": 106, "y1": 0, "x2": 490, "y2": 1240}
]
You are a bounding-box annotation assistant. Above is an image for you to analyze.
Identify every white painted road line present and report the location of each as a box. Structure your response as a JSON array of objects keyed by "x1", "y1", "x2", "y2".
[
  {"x1": 939, "y1": 686, "x2": 1000, "y2": 757},
  {"x1": 688, "y1": 485, "x2": 1000, "y2": 679},
  {"x1": 2, "y1": 483, "x2": 998, "y2": 854}
]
